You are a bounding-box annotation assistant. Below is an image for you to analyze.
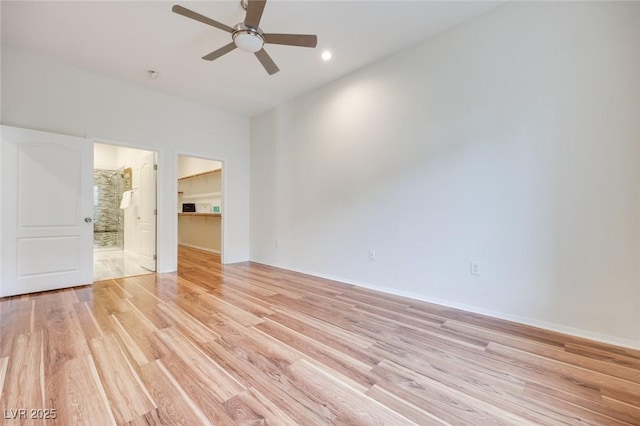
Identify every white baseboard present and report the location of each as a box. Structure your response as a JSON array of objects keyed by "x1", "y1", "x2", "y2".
[
  {"x1": 251, "y1": 258, "x2": 640, "y2": 351},
  {"x1": 178, "y1": 243, "x2": 220, "y2": 254}
]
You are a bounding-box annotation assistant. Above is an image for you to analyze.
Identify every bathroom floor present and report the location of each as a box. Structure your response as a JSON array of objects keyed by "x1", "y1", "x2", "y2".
[{"x1": 93, "y1": 249, "x2": 151, "y2": 281}]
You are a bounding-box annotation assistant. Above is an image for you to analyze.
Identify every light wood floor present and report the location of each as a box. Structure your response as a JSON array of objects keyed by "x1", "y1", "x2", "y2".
[
  {"x1": 93, "y1": 249, "x2": 151, "y2": 282},
  {"x1": 1, "y1": 245, "x2": 639, "y2": 425}
]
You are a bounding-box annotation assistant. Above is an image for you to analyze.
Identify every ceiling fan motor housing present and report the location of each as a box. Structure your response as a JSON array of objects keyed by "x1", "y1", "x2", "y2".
[{"x1": 232, "y1": 24, "x2": 264, "y2": 53}]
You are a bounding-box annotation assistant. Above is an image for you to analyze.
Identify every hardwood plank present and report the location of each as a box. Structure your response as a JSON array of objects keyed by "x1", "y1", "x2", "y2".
[
  {"x1": 0, "y1": 357, "x2": 8, "y2": 401},
  {"x1": 286, "y1": 358, "x2": 417, "y2": 425},
  {"x1": 370, "y1": 339, "x2": 617, "y2": 425},
  {"x1": 73, "y1": 302, "x2": 105, "y2": 341},
  {"x1": 156, "y1": 302, "x2": 219, "y2": 344},
  {"x1": 357, "y1": 307, "x2": 489, "y2": 350},
  {"x1": 486, "y1": 342, "x2": 640, "y2": 406},
  {"x1": 109, "y1": 315, "x2": 149, "y2": 366},
  {"x1": 155, "y1": 327, "x2": 245, "y2": 402},
  {"x1": 157, "y1": 354, "x2": 237, "y2": 424},
  {"x1": 2, "y1": 331, "x2": 45, "y2": 412},
  {"x1": 0, "y1": 302, "x2": 32, "y2": 358},
  {"x1": 113, "y1": 277, "x2": 161, "y2": 305},
  {"x1": 350, "y1": 300, "x2": 447, "y2": 330},
  {"x1": 208, "y1": 312, "x2": 303, "y2": 366},
  {"x1": 368, "y1": 332, "x2": 611, "y2": 413},
  {"x1": 0, "y1": 244, "x2": 638, "y2": 425},
  {"x1": 43, "y1": 303, "x2": 91, "y2": 377},
  {"x1": 223, "y1": 387, "x2": 298, "y2": 426},
  {"x1": 198, "y1": 293, "x2": 263, "y2": 327},
  {"x1": 365, "y1": 385, "x2": 451, "y2": 426},
  {"x1": 121, "y1": 297, "x2": 169, "y2": 331},
  {"x1": 203, "y1": 284, "x2": 275, "y2": 318},
  {"x1": 602, "y1": 395, "x2": 640, "y2": 424},
  {"x1": 112, "y1": 306, "x2": 170, "y2": 363},
  {"x1": 444, "y1": 319, "x2": 640, "y2": 383},
  {"x1": 266, "y1": 308, "x2": 380, "y2": 365},
  {"x1": 202, "y1": 338, "x2": 331, "y2": 424},
  {"x1": 522, "y1": 382, "x2": 636, "y2": 426},
  {"x1": 93, "y1": 285, "x2": 132, "y2": 315},
  {"x1": 254, "y1": 317, "x2": 378, "y2": 390},
  {"x1": 45, "y1": 355, "x2": 117, "y2": 425},
  {"x1": 564, "y1": 342, "x2": 640, "y2": 369},
  {"x1": 407, "y1": 302, "x2": 569, "y2": 349},
  {"x1": 372, "y1": 359, "x2": 534, "y2": 425},
  {"x1": 72, "y1": 285, "x2": 95, "y2": 304},
  {"x1": 89, "y1": 334, "x2": 156, "y2": 424},
  {"x1": 137, "y1": 360, "x2": 212, "y2": 426},
  {"x1": 85, "y1": 296, "x2": 119, "y2": 336},
  {"x1": 0, "y1": 313, "x2": 16, "y2": 358}
]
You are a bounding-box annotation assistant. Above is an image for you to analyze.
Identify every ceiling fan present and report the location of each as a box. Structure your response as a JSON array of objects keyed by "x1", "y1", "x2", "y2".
[{"x1": 172, "y1": 0, "x2": 318, "y2": 75}]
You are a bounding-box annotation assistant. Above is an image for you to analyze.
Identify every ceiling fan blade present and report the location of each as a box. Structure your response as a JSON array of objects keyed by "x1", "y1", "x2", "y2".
[
  {"x1": 172, "y1": 5, "x2": 234, "y2": 33},
  {"x1": 264, "y1": 34, "x2": 318, "y2": 48},
  {"x1": 254, "y1": 48, "x2": 279, "y2": 75},
  {"x1": 202, "y1": 42, "x2": 237, "y2": 61},
  {"x1": 244, "y1": 0, "x2": 267, "y2": 28}
]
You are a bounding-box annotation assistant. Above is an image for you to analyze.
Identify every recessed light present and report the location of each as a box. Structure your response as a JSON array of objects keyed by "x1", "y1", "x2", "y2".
[{"x1": 321, "y1": 50, "x2": 332, "y2": 61}]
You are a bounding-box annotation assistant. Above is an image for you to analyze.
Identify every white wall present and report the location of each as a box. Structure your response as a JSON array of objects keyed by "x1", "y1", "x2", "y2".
[
  {"x1": 251, "y1": 2, "x2": 640, "y2": 347},
  {"x1": 1, "y1": 46, "x2": 250, "y2": 269},
  {"x1": 178, "y1": 155, "x2": 222, "y2": 179},
  {"x1": 93, "y1": 143, "x2": 119, "y2": 169}
]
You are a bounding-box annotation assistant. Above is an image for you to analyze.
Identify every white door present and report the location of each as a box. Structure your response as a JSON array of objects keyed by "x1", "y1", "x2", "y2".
[
  {"x1": 138, "y1": 151, "x2": 156, "y2": 271},
  {"x1": 1, "y1": 126, "x2": 94, "y2": 297}
]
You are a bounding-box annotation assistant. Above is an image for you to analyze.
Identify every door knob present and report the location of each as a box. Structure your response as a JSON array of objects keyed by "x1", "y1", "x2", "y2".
[{"x1": 84, "y1": 217, "x2": 93, "y2": 223}]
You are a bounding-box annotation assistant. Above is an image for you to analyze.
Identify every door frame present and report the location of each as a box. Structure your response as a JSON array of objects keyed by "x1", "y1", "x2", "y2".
[
  {"x1": 93, "y1": 138, "x2": 159, "y2": 273},
  {"x1": 175, "y1": 152, "x2": 226, "y2": 265}
]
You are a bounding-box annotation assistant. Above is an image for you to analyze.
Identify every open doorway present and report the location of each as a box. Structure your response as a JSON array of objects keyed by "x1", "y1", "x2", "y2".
[
  {"x1": 177, "y1": 155, "x2": 223, "y2": 269},
  {"x1": 93, "y1": 142, "x2": 157, "y2": 281}
]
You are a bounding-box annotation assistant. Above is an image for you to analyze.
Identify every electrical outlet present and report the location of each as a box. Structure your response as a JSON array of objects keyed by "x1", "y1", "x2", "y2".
[
  {"x1": 369, "y1": 249, "x2": 376, "y2": 261},
  {"x1": 470, "y1": 261, "x2": 480, "y2": 275}
]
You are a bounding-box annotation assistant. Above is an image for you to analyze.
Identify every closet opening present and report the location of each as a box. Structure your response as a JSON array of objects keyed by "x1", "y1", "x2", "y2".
[{"x1": 177, "y1": 155, "x2": 223, "y2": 270}]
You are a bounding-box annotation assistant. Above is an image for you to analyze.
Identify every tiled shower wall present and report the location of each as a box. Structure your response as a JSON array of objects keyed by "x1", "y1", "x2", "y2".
[{"x1": 94, "y1": 168, "x2": 124, "y2": 249}]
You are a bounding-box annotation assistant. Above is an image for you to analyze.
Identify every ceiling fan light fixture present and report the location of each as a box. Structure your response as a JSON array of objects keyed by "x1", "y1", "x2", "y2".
[{"x1": 233, "y1": 29, "x2": 264, "y2": 53}]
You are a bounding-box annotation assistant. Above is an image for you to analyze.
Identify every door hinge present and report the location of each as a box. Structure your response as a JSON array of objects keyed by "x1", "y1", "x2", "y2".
[
  {"x1": 153, "y1": 209, "x2": 157, "y2": 215},
  {"x1": 153, "y1": 254, "x2": 157, "y2": 261},
  {"x1": 154, "y1": 164, "x2": 158, "y2": 171}
]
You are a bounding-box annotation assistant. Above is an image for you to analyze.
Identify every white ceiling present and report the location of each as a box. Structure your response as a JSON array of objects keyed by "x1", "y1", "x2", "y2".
[{"x1": 1, "y1": 1, "x2": 501, "y2": 117}]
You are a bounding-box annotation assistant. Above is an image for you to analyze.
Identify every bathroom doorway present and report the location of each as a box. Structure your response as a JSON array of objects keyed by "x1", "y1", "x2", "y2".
[{"x1": 93, "y1": 142, "x2": 157, "y2": 281}]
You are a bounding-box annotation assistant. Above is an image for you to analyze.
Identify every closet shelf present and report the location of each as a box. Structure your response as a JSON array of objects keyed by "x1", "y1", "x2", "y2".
[
  {"x1": 178, "y1": 212, "x2": 221, "y2": 217},
  {"x1": 178, "y1": 169, "x2": 221, "y2": 181},
  {"x1": 180, "y1": 192, "x2": 221, "y2": 200}
]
